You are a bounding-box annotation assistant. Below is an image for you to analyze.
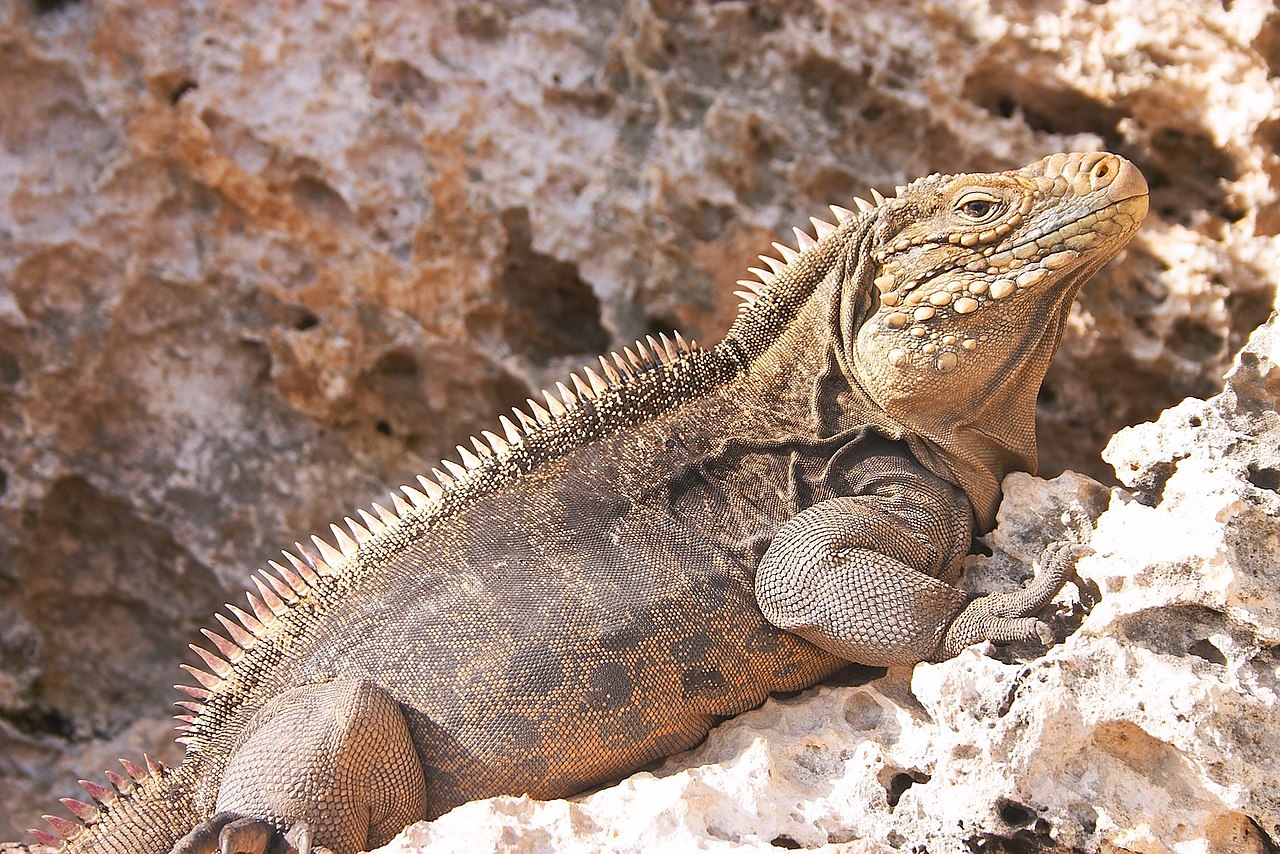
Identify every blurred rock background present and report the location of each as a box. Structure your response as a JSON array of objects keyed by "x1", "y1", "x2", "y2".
[{"x1": 1, "y1": 0, "x2": 1276, "y2": 843}]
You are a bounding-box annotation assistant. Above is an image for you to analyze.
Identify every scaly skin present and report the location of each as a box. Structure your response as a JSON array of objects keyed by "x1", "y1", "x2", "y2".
[{"x1": 32, "y1": 152, "x2": 1147, "y2": 854}]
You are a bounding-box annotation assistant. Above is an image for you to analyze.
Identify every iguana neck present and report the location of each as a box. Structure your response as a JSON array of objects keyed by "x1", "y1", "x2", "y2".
[
  {"x1": 721, "y1": 214, "x2": 900, "y2": 439},
  {"x1": 718, "y1": 205, "x2": 1050, "y2": 533}
]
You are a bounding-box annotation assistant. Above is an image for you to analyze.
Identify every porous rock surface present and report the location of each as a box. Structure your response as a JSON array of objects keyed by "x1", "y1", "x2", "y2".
[
  {"x1": 1, "y1": 0, "x2": 1279, "y2": 847},
  {"x1": 381, "y1": 315, "x2": 1280, "y2": 851}
]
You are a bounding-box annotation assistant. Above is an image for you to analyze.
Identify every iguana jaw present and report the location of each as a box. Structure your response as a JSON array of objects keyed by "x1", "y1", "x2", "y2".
[{"x1": 852, "y1": 152, "x2": 1148, "y2": 526}]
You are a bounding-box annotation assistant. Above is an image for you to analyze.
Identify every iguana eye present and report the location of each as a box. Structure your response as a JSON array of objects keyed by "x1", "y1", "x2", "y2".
[{"x1": 956, "y1": 193, "x2": 1002, "y2": 222}]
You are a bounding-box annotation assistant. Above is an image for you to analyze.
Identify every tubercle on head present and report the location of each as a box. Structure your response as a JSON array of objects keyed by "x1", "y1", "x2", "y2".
[{"x1": 857, "y1": 152, "x2": 1148, "y2": 385}]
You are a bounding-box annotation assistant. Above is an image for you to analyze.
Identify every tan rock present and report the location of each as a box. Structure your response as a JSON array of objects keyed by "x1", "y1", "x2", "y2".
[{"x1": 2, "y1": 0, "x2": 1278, "y2": 845}]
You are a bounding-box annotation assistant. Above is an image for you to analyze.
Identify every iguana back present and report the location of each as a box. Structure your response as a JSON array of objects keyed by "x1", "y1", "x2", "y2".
[{"x1": 34, "y1": 151, "x2": 1148, "y2": 854}]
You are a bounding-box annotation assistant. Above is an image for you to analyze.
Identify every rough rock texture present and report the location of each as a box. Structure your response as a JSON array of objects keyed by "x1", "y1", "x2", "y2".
[
  {"x1": 1, "y1": 0, "x2": 1278, "y2": 845},
  {"x1": 381, "y1": 314, "x2": 1280, "y2": 852}
]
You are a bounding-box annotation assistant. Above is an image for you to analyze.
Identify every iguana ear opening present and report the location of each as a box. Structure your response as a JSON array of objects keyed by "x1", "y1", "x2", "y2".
[{"x1": 840, "y1": 232, "x2": 885, "y2": 348}]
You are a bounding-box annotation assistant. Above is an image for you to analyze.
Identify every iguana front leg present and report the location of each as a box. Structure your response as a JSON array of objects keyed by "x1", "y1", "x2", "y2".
[
  {"x1": 172, "y1": 678, "x2": 426, "y2": 854},
  {"x1": 755, "y1": 481, "x2": 1080, "y2": 666}
]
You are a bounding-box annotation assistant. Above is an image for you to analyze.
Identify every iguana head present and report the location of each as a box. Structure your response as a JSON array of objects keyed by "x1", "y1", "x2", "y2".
[{"x1": 852, "y1": 152, "x2": 1148, "y2": 526}]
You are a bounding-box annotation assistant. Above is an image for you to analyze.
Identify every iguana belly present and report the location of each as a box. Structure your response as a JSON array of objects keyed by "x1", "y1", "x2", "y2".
[{"x1": 295, "y1": 486, "x2": 841, "y2": 815}]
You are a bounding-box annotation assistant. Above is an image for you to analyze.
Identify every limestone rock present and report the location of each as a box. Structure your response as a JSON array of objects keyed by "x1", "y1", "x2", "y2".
[
  {"x1": 379, "y1": 315, "x2": 1280, "y2": 852},
  {"x1": 2, "y1": 0, "x2": 1279, "y2": 844}
]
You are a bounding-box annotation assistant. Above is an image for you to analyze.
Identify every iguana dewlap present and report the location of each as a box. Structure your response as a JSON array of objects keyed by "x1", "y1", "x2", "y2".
[{"x1": 33, "y1": 152, "x2": 1148, "y2": 854}]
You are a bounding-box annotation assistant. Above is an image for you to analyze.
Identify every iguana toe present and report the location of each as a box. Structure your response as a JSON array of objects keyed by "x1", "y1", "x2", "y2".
[
  {"x1": 216, "y1": 817, "x2": 275, "y2": 854},
  {"x1": 171, "y1": 814, "x2": 314, "y2": 854}
]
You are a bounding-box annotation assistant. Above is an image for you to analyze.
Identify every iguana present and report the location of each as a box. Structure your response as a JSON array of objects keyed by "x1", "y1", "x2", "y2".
[{"x1": 29, "y1": 151, "x2": 1148, "y2": 854}]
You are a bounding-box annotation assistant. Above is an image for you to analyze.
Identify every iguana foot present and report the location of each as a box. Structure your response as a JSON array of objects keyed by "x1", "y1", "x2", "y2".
[
  {"x1": 192, "y1": 679, "x2": 425, "y2": 854},
  {"x1": 939, "y1": 541, "x2": 1091, "y2": 658},
  {"x1": 171, "y1": 813, "x2": 323, "y2": 854}
]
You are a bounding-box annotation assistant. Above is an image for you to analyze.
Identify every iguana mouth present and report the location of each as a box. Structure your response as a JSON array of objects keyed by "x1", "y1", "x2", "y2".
[{"x1": 989, "y1": 190, "x2": 1149, "y2": 270}]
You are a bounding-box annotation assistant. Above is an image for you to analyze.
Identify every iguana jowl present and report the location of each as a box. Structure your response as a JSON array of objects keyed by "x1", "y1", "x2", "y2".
[{"x1": 32, "y1": 152, "x2": 1148, "y2": 853}]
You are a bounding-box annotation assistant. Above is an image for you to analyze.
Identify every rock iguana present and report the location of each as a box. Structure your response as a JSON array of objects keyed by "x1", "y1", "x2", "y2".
[{"x1": 30, "y1": 151, "x2": 1148, "y2": 854}]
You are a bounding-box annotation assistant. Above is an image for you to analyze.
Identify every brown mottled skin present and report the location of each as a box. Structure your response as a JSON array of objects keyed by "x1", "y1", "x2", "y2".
[{"x1": 35, "y1": 152, "x2": 1148, "y2": 854}]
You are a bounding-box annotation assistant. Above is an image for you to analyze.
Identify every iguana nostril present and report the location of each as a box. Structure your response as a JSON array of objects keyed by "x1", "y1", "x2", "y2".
[
  {"x1": 1087, "y1": 157, "x2": 1113, "y2": 190},
  {"x1": 1102, "y1": 156, "x2": 1150, "y2": 203}
]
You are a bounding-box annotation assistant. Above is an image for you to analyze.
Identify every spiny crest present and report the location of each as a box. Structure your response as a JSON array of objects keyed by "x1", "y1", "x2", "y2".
[
  {"x1": 170, "y1": 193, "x2": 892, "y2": 735},
  {"x1": 169, "y1": 330, "x2": 700, "y2": 743},
  {"x1": 733, "y1": 185, "x2": 895, "y2": 312},
  {"x1": 172, "y1": 531, "x2": 356, "y2": 730},
  {"x1": 30, "y1": 755, "x2": 173, "y2": 847},
  {"x1": 392, "y1": 331, "x2": 695, "y2": 522},
  {"x1": 167, "y1": 190, "x2": 892, "y2": 750}
]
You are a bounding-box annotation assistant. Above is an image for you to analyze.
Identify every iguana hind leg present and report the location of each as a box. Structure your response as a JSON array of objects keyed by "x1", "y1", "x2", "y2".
[
  {"x1": 172, "y1": 678, "x2": 426, "y2": 854},
  {"x1": 755, "y1": 488, "x2": 1078, "y2": 665}
]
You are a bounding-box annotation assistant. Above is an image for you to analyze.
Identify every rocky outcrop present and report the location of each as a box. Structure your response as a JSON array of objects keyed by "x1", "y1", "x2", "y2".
[
  {"x1": 2, "y1": 0, "x2": 1277, "y2": 846},
  {"x1": 381, "y1": 316, "x2": 1280, "y2": 851}
]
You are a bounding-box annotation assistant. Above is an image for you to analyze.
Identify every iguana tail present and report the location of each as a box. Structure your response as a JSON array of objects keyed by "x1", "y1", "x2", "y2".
[{"x1": 29, "y1": 754, "x2": 201, "y2": 854}]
